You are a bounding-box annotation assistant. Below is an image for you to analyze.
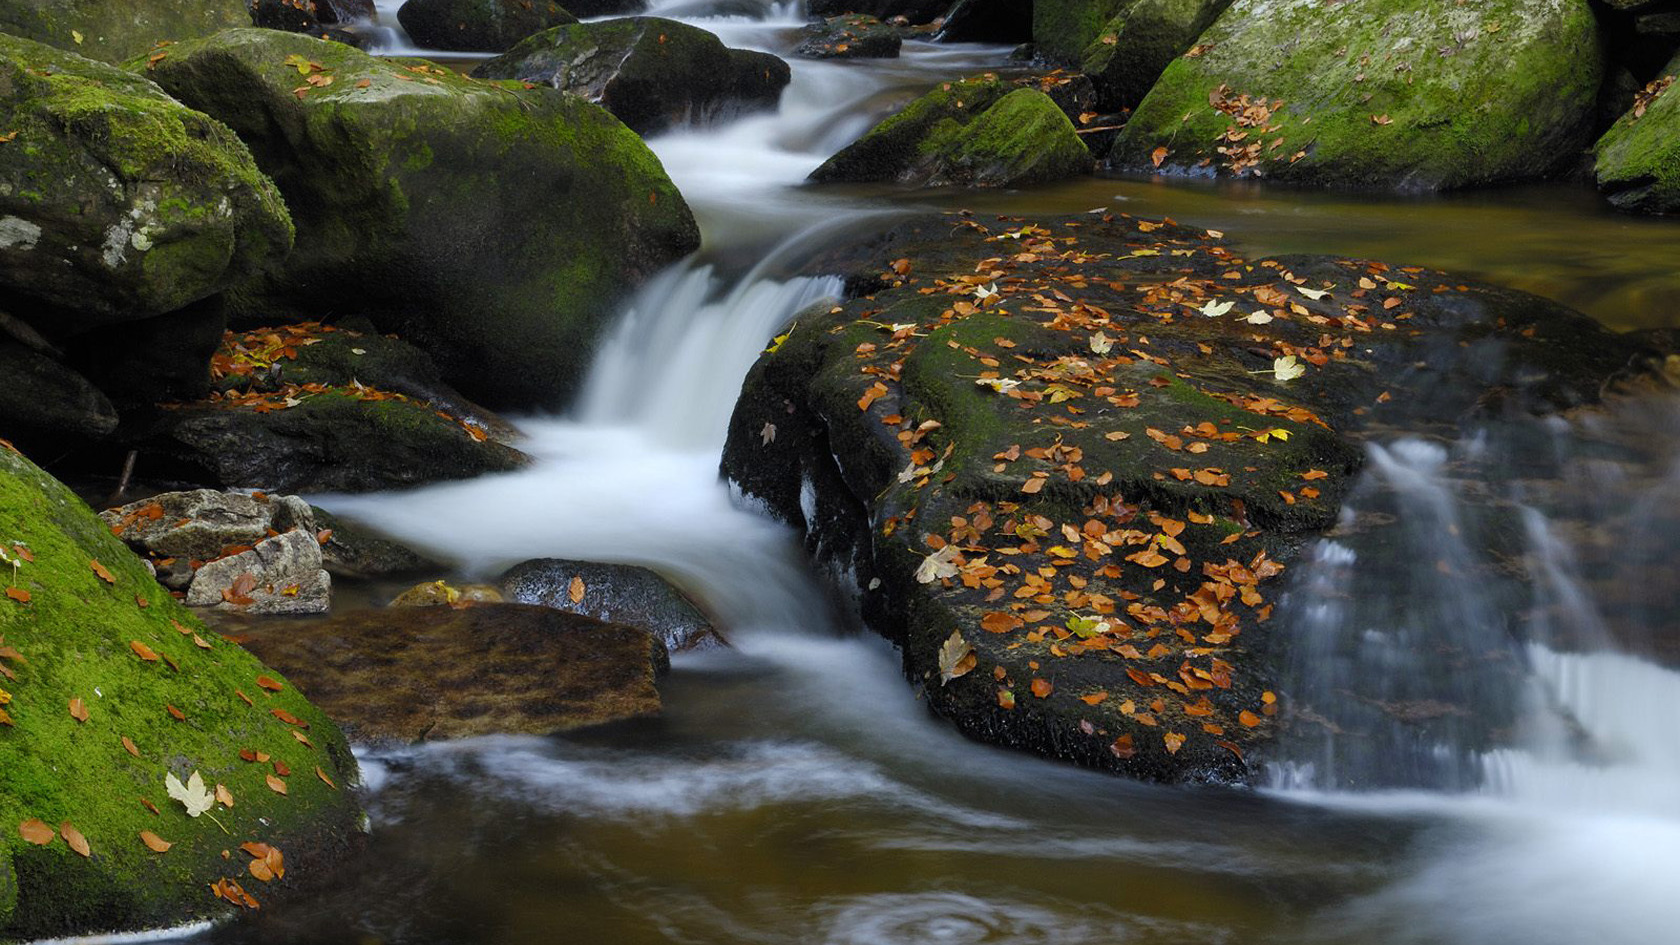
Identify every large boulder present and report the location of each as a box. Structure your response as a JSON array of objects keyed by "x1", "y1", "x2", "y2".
[
  {"x1": 499, "y1": 558, "x2": 724, "y2": 652},
  {"x1": 810, "y1": 78, "x2": 1092, "y2": 188},
  {"x1": 474, "y1": 17, "x2": 791, "y2": 136},
  {"x1": 1080, "y1": 0, "x2": 1231, "y2": 111},
  {"x1": 0, "y1": 443, "x2": 362, "y2": 939},
  {"x1": 1113, "y1": 0, "x2": 1604, "y2": 190},
  {"x1": 0, "y1": 33, "x2": 292, "y2": 333},
  {"x1": 1594, "y1": 69, "x2": 1680, "y2": 213},
  {"x1": 143, "y1": 29, "x2": 700, "y2": 409},
  {"x1": 723, "y1": 212, "x2": 1654, "y2": 784},
  {"x1": 0, "y1": 0, "x2": 248, "y2": 62},
  {"x1": 396, "y1": 0, "x2": 577, "y2": 53},
  {"x1": 1033, "y1": 0, "x2": 1131, "y2": 64},
  {"x1": 235, "y1": 604, "x2": 668, "y2": 745},
  {"x1": 795, "y1": 15, "x2": 903, "y2": 60}
]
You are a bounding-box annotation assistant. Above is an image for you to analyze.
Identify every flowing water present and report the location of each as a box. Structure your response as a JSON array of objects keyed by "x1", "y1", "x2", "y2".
[{"x1": 176, "y1": 6, "x2": 1680, "y2": 943}]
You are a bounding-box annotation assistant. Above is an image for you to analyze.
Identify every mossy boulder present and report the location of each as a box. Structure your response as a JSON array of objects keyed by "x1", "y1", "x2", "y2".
[
  {"x1": 810, "y1": 79, "x2": 1092, "y2": 188},
  {"x1": 141, "y1": 29, "x2": 699, "y2": 409},
  {"x1": 0, "y1": 33, "x2": 292, "y2": 333},
  {"x1": 1113, "y1": 0, "x2": 1604, "y2": 190},
  {"x1": 0, "y1": 0, "x2": 248, "y2": 63},
  {"x1": 474, "y1": 17, "x2": 791, "y2": 136},
  {"x1": 1033, "y1": 0, "x2": 1131, "y2": 64},
  {"x1": 795, "y1": 15, "x2": 903, "y2": 60},
  {"x1": 396, "y1": 0, "x2": 577, "y2": 53},
  {"x1": 0, "y1": 443, "x2": 362, "y2": 939},
  {"x1": 1080, "y1": 0, "x2": 1231, "y2": 111},
  {"x1": 723, "y1": 212, "x2": 1652, "y2": 783},
  {"x1": 1594, "y1": 70, "x2": 1680, "y2": 213}
]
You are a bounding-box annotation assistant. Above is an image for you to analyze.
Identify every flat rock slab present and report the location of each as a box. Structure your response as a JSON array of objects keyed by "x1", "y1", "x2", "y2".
[{"x1": 237, "y1": 604, "x2": 667, "y2": 745}]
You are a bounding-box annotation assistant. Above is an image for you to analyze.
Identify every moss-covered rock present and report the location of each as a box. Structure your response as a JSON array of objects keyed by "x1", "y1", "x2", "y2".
[
  {"x1": 811, "y1": 79, "x2": 1092, "y2": 188},
  {"x1": 141, "y1": 29, "x2": 699, "y2": 409},
  {"x1": 0, "y1": 33, "x2": 292, "y2": 332},
  {"x1": 1033, "y1": 0, "x2": 1131, "y2": 64},
  {"x1": 0, "y1": 0, "x2": 248, "y2": 63},
  {"x1": 1113, "y1": 0, "x2": 1604, "y2": 190},
  {"x1": 474, "y1": 17, "x2": 790, "y2": 136},
  {"x1": 1080, "y1": 0, "x2": 1230, "y2": 111},
  {"x1": 795, "y1": 15, "x2": 903, "y2": 60},
  {"x1": 0, "y1": 443, "x2": 362, "y2": 939},
  {"x1": 722, "y1": 212, "x2": 1653, "y2": 783},
  {"x1": 396, "y1": 0, "x2": 577, "y2": 53},
  {"x1": 1594, "y1": 69, "x2": 1680, "y2": 213}
]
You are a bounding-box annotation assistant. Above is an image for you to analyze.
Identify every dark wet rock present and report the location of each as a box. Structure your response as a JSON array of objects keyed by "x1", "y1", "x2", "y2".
[
  {"x1": 810, "y1": 76, "x2": 1092, "y2": 188},
  {"x1": 317, "y1": 0, "x2": 377, "y2": 22},
  {"x1": 397, "y1": 0, "x2": 577, "y2": 53},
  {"x1": 500, "y1": 557, "x2": 724, "y2": 652},
  {"x1": 389, "y1": 579, "x2": 505, "y2": 606},
  {"x1": 145, "y1": 29, "x2": 699, "y2": 410},
  {"x1": 184, "y1": 527, "x2": 332, "y2": 614},
  {"x1": 1079, "y1": 0, "x2": 1232, "y2": 112},
  {"x1": 237, "y1": 603, "x2": 667, "y2": 744},
  {"x1": 0, "y1": 443, "x2": 361, "y2": 940},
  {"x1": 723, "y1": 211, "x2": 1656, "y2": 784},
  {"x1": 937, "y1": 0, "x2": 1034, "y2": 44},
  {"x1": 248, "y1": 0, "x2": 371, "y2": 45},
  {"x1": 795, "y1": 15, "x2": 903, "y2": 60},
  {"x1": 474, "y1": 17, "x2": 791, "y2": 136},
  {"x1": 0, "y1": 33, "x2": 291, "y2": 333},
  {"x1": 1114, "y1": 0, "x2": 1604, "y2": 190},
  {"x1": 67, "y1": 296, "x2": 227, "y2": 410},
  {"x1": 0, "y1": 0, "x2": 248, "y2": 62},
  {"x1": 0, "y1": 342, "x2": 118, "y2": 442},
  {"x1": 311, "y1": 506, "x2": 443, "y2": 579},
  {"x1": 562, "y1": 0, "x2": 647, "y2": 13},
  {"x1": 1032, "y1": 0, "x2": 1131, "y2": 64},
  {"x1": 807, "y1": 0, "x2": 948, "y2": 24},
  {"x1": 1595, "y1": 69, "x2": 1680, "y2": 213}
]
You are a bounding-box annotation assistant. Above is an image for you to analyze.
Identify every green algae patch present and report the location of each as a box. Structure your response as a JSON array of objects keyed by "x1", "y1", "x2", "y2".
[
  {"x1": 0, "y1": 32, "x2": 292, "y2": 329},
  {"x1": 141, "y1": 29, "x2": 699, "y2": 410},
  {"x1": 1594, "y1": 72, "x2": 1680, "y2": 214},
  {"x1": 0, "y1": 444, "x2": 362, "y2": 940},
  {"x1": 1112, "y1": 0, "x2": 1603, "y2": 191},
  {"x1": 0, "y1": 0, "x2": 247, "y2": 63},
  {"x1": 811, "y1": 79, "x2": 1091, "y2": 188}
]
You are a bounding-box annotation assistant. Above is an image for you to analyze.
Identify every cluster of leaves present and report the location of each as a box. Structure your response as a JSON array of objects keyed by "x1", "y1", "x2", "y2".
[{"x1": 1631, "y1": 74, "x2": 1675, "y2": 122}]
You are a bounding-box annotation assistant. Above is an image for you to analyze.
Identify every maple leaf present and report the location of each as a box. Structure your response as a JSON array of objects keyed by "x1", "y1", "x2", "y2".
[
  {"x1": 1244, "y1": 311, "x2": 1274, "y2": 325},
  {"x1": 937, "y1": 630, "x2": 975, "y2": 684},
  {"x1": 1271, "y1": 355, "x2": 1306, "y2": 381},
  {"x1": 915, "y1": 545, "x2": 961, "y2": 584},
  {"x1": 1089, "y1": 332, "x2": 1114, "y2": 354},
  {"x1": 167, "y1": 771, "x2": 214, "y2": 817},
  {"x1": 974, "y1": 377, "x2": 1020, "y2": 394},
  {"x1": 1295, "y1": 286, "x2": 1331, "y2": 301}
]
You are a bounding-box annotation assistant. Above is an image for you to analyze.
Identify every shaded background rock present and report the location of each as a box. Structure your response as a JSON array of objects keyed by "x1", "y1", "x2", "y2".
[
  {"x1": 795, "y1": 15, "x2": 903, "y2": 60},
  {"x1": 236, "y1": 604, "x2": 668, "y2": 744},
  {"x1": 0, "y1": 0, "x2": 248, "y2": 62},
  {"x1": 499, "y1": 557, "x2": 724, "y2": 652},
  {"x1": 397, "y1": 0, "x2": 577, "y2": 53}
]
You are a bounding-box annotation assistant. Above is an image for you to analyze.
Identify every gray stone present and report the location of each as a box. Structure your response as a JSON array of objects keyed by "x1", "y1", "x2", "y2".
[
  {"x1": 499, "y1": 557, "x2": 724, "y2": 652},
  {"x1": 186, "y1": 528, "x2": 331, "y2": 614}
]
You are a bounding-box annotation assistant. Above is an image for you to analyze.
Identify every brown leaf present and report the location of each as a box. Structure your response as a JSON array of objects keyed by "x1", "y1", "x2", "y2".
[
  {"x1": 265, "y1": 774, "x2": 288, "y2": 796},
  {"x1": 568, "y1": 576, "x2": 585, "y2": 604},
  {"x1": 166, "y1": 704, "x2": 185, "y2": 721},
  {"x1": 122, "y1": 736, "x2": 141, "y2": 758},
  {"x1": 90, "y1": 560, "x2": 114, "y2": 584},
  {"x1": 979, "y1": 611, "x2": 1023, "y2": 634},
  {"x1": 130, "y1": 640, "x2": 159, "y2": 661},
  {"x1": 138, "y1": 796, "x2": 160, "y2": 815},
  {"x1": 215, "y1": 783, "x2": 234, "y2": 808},
  {"x1": 140, "y1": 829, "x2": 172, "y2": 853},
  {"x1": 255, "y1": 675, "x2": 283, "y2": 693},
  {"x1": 69, "y1": 697, "x2": 88, "y2": 723},
  {"x1": 271, "y1": 708, "x2": 308, "y2": 729},
  {"x1": 316, "y1": 766, "x2": 337, "y2": 790},
  {"x1": 1163, "y1": 731, "x2": 1186, "y2": 754},
  {"x1": 1030, "y1": 678, "x2": 1053, "y2": 699},
  {"x1": 61, "y1": 822, "x2": 90, "y2": 857},
  {"x1": 1151, "y1": 146, "x2": 1169, "y2": 168},
  {"x1": 1109, "y1": 734, "x2": 1136, "y2": 759},
  {"x1": 273, "y1": 760, "x2": 291, "y2": 777},
  {"x1": 5, "y1": 587, "x2": 29, "y2": 604},
  {"x1": 248, "y1": 857, "x2": 275, "y2": 883},
  {"x1": 291, "y1": 729, "x2": 313, "y2": 748},
  {"x1": 18, "y1": 818, "x2": 54, "y2": 845}
]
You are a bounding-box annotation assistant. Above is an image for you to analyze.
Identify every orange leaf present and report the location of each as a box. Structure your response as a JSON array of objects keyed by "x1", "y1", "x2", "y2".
[
  {"x1": 979, "y1": 611, "x2": 1023, "y2": 634},
  {"x1": 1109, "y1": 734, "x2": 1136, "y2": 759},
  {"x1": 18, "y1": 818, "x2": 54, "y2": 845},
  {"x1": 568, "y1": 576, "x2": 585, "y2": 604},
  {"x1": 1151, "y1": 146, "x2": 1169, "y2": 168},
  {"x1": 68, "y1": 697, "x2": 88, "y2": 723},
  {"x1": 61, "y1": 822, "x2": 90, "y2": 857},
  {"x1": 5, "y1": 587, "x2": 29, "y2": 604},
  {"x1": 291, "y1": 729, "x2": 313, "y2": 747},
  {"x1": 122, "y1": 736, "x2": 140, "y2": 758},
  {"x1": 140, "y1": 830, "x2": 172, "y2": 852},
  {"x1": 1080, "y1": 691, "x2": 1109, "y2": 705},
  {"x1": 1020, "y1": 477, "x2": 1046, "y2": 495},
  {"x1": 1238, "y1": 709, "x2": 1263, "y2": 727},
  {"x1": 248, "y1": 857, "x2": 275, "y2": 883},
  {"x1": 166, "y1": 704, "x2": 185, "y2": 721},
  {"x1": 271, "y1": 708, "x2": 308, "y2": 729},
  {"x1": 256, "y1": 675, "x2": 283, "y2": 693},
  {"x1": 266, "y1": 774, "x2": 288, "y2": 796},
  {"x1": 130, "y1": 640, "x2": 159, "y2": 662},
  {"x1": 90, "y1": 560, "x2": 114, "y2": 584},
  {"x1": 316, "y1": 766, "x2": 337, "y2": 790},
  {"x1": 1163, "y1": 731, "x2": 1186, "y2": 754},
  {"x1": 1030, "y1": 678, "x2": 1053, "y2": 698}
]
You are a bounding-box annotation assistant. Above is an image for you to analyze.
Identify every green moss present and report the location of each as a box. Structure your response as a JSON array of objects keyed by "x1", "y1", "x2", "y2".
[
  {"x1": 0, "y1": 446, "x2": 361, "y2": 939},
  {"x1": 1594, "y1": 78, "x2": 1680, "y2": 213},
  {"x1": 0, "y1": 0, "x2": 248, "y2": 63},
  {"x1": 1113, "y1": 0, "x2": 1603, "y2": 190},
  {"x1": 1033, "y1": 0, "x2": 1134, "y2": 65},
  {"x1": 1081, "y1": 0, "x2": 1232, "y2": 110}
]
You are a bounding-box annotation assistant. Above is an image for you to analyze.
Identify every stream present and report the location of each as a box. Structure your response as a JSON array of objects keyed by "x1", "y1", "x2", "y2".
[{"x1": 175, "y1": 4, "x2": 1680, "y2": 943}]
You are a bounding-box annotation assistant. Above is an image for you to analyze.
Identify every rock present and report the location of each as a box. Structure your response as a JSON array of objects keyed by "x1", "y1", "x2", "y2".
[
  {"x1": 1595, "y1": 72, "x2": 1680, "y2": 212},
  {"x1": 0, "y1": 33, "x2": 292, "y2": 334},
  {"x1": 1032, "y1": 0, "x2": 1131, "y2": 64},
  {"x1": 389, "y1": 579, "x2": 504, "y2": 606},
  {"x1": 101, "y1": 488, "x2": 297, "y2": 562},
  {"x1": 810, "y1": 79, "x2": 1092, "y2": 188},
  {"x1": 248, "y1": 0, "x2": 371, "y2": 45},
  {"x1": 562, "y1": 0, "x2": 646, "y2": 13},
  {"x1": 1080, "y1": 0, "x2": 1232, "y2": 111},
  {"x1": 499, "y1": 557, "x2": 723, "y2": 652},
  {"x1": 0, "y1": 0, "x2": 249, "y2": 62},
  {"x1": 310, "y1": 506, "x2": 442, "y2": 579},
  {"x1": 67, "y1": 296, "x2": 227, "y2": 410},
  {"x1": 185, "y1": 527, "x2": 332, "y2": 614},
  {"x1": 795, "y1": 15, "x2": 903, "y2": 60},
  {"x1": 0, "y1": 342, "x2": 118, "y2": 442},
  {"x1": 0, "y1": 442, "x2": 361, "y2": 939},
  {"x1": 139, "y1": 389, "x2": 530, "y2": 493},
  {"x1": 936, "y1": 0, "x2": 1035, "y2": 45},
  {"x1": 1113, "y1": 0, "x2": 1604, "y2": 190},
  {"x1": 723, "y1": 212, "x2": 1654, "y2": 784},
  {"x1": 144, "y1": 29, "x2": 699, "y2": 410},
  {"x1": 316, "y1": 0, "x2": 378, "y2": 22},
  {"x1": 1637, "y1": 10, "x2": 1680, "y2": 35},
  {"x1": 396, "y1": 0, "x2": 578, "y2": 53},
  {"x1": 474, "y1": 17, "x2": 791, "y2": 136},
  {"x1": 235, "y1": 604, "x2": 667, "y2": 744},
  {"x1": 807, "y1": 0, "x2": 948, "y2": 24}
]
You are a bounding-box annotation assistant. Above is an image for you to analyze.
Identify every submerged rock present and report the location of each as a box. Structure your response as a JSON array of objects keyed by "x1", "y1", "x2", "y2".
[
  {"x1": 0, "y1": 443, "x2": 362, "y2": 939},
  {"x1": 0, "y1": 0, "x2": 248, "y2": 62},
  {"x1": 1594, "y1": 69, "x2": 1680, "y2": 213},
  {"x1": 499, "y1": 557, "x2": 724, "y2": 652},
  {"x1": 388, "y1": 579, "x2": 504, "y2": 606},
  {"x1": 722, "y1": 211, "x2": 1655, "y2": 783},
  {"x1": 237, "y1": 604, "x2": 668, "y2": 744},
  {"x1": 1113, "y1": 0, "x2": 1604, "y2": 190},
  {"x1": 810, "y1": 76, "x2": 1092, "y2": 188},
  {"x1": 474, "y1": 17, "x2": 791, "y2": 136},
  {"x1": 396, "y1": 0, "x2": 577, "y2": 53},
  {"x1": 795, "y1": 15, "x2": 903, "y2": 60},
  {"x1": 144, "y1": 29, "x2": 699, "y2": 409},
  {"x1": 0, "y1": 33, "x2": 292, "y2": 332}
]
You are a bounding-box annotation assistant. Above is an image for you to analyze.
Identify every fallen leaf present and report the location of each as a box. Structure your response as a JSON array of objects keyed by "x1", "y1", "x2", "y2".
[
  {"x1": 90, "y1": 560, "x2": 114, "y2": 584},
  {"x1": 69, "y1": 697, "x2": 88, "y2": 723},
  {"x1": 18, "y1": 819, "x2": 54, "y2": 845},
  {"x1": 270, "y1": 708, "x2": 308, "y2": 729},
  {"x1": 216, "y1": 783, "x2": 235, "y2": 808},
  {"x1": 1239, "y1": 709, "x2": 1264, "y2": 727},
  {"x1": 980, "y1": 611, "x2": 1023, "y2": 634},
  {"x1": 1151, "y1": 146, "x2": 1169, "y2": 168},
  {"x1": 166, "y1": 704, "x2": 185, "y2": 721},
  {"x1": 1164, "y1": 732, "x2": 1187, "y2": 754},
  {"x1": 140, "y1": 830, "x2": 172, "y2": 853},
  {"x1": 61, "y1": 822, "x2": 90, "y2": 857},
  {"x1": 568, "y1": 576, "x2": 585, "y2": 604},
  {"x1": 5, "y1": 587, "x2": 29, "y2": 604},
  {"x1": 130, "y1": 640, "x2": 159, "y2": 662},
  {"x1": 1030, "y1": 678, "x2": 1053, "y2": 698},
  {"x1": 167, "y1": 771, "x2": 215, "y2": 818},
  {"x1": 265, "y1": 774, "x2": 288, "y2": 796},
  {"x1": 1080, "y1": 691, "x2": 1109, "y2": 705},
  {"x1": 248, "y1": 857, "x2": 275, "y2": 882},
  {"x1": 316, "y1": 766, "x2": 337, "y2": 790},
  {"x1": 122, "y1": 736, "x2": 141, "y2": 758},
  {"x1": 256, "y1": 675, "x2": 283, "y2": 693},
  {"x1": 1272, "y1": 355, "x2": 1305, "y2": 381},
  {"x1": 937, "y1": 630, "x2": 975, "y2": 685},
  {"x1": 1110, "y1": 734, "x2": 1136, "y2": 759}
]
